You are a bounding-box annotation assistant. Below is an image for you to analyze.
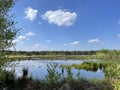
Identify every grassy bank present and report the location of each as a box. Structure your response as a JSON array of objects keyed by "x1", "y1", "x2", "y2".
[{"x1": 7, "y1": 55, "x2": 95, "y2": 60}]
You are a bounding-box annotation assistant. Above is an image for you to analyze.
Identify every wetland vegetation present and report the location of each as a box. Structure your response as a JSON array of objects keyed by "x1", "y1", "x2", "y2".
[{"x1": 0, "y1": 59, "x2": 117, "y2": 90}]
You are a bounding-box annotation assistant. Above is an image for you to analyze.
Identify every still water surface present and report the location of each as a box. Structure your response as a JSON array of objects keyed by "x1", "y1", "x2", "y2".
[{"x1": 2, "y1": 59, "x2": 105, "y2": 80}]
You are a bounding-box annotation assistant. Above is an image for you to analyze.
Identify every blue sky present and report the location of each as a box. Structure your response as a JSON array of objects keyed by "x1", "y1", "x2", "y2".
[{"x1": 11, "y1": 0, "x2": 120, "y2": 51}]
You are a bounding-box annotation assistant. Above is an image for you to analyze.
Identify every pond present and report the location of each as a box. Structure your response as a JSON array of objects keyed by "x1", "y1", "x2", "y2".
[{"x1": 2, "y1": 59, "x2": 105, "y2": 80}]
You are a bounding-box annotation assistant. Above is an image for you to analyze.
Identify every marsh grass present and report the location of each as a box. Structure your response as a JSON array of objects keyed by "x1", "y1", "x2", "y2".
[{"x1": 0, "y1": 73, "x2": 113, "y2": 90}]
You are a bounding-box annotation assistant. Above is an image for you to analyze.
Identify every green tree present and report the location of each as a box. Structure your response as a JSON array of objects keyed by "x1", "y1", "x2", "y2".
[{"x1": 0, "y1": 0, "x2": 18, "y2": 51}]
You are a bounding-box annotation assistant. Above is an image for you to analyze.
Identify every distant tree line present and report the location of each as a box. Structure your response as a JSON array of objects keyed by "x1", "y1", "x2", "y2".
[
  {"x1": 3, "y1": 49, "x2": 120, "y2": 60},
  {"x1": 4, "y1": 50, "x2": 97, "y2": 56}
]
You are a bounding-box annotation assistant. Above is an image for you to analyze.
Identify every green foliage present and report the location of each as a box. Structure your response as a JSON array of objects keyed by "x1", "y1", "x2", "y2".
[
  {"x1": 46, "y1": 63, "x2": 61, "y2": 86},
  {"x1": 72, "y1": 62, "x2": 104, "y2": 72},
  {"x1": 104, "y1": 63, "x2": 120, "y2": 77},
  {"x1": 65, "y1": 66, "x2": 73, "y2": 81},
  {"x1": 104, "y1": 62, "x2": 120, "y2": 90},
  {"x1": 0, "y1": 70, "x2": 15, "y2": 89},
  {"x1": 60, "y1": 61, "x2": 107, "y2": 79},
  {"x1": 112, "y1": 79, "x2": 120, "y2": 90},
  {"x1": 0, "y1": 0, "x2": 18, "y2": 51},
  {"x1": 96, "y1": 49, "x2": 120, "y2": 60}
]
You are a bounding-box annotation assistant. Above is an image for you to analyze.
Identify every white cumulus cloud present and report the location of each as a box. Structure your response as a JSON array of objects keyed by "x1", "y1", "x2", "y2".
[
  {"x1": 26, "y1": 31, "x2": 35, "y2": 36},
  {"x1": 88, "y1": 38, "x2": 100, "y2": 43},
  {"x1": 18, "y1": 35, "x2": 27, "y2": 40},
  {"x1": 42, "y1": 9, "x2": 77, "y2": 27},
  {"x1": 13, "y1": 31, "x2": 35, "y2": 44},
  {"x1": 12, "y1": 39, "x2": 19, "y2": 44},
  {"x1": 88, "y1": 38, "x2": 104, "y2": 44},
  {"x1": 13, "y1": 35, "x2": 27, "y2": 44},
  {"x1": 62, "y1": 41, "x2": 80, "y2": 47},
  {"x1": 70, "y1": 41, "x2": 80, "y2": 46},
  {"x1": 24, "y1": 7, "x2": 38, "y2": 21}
]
